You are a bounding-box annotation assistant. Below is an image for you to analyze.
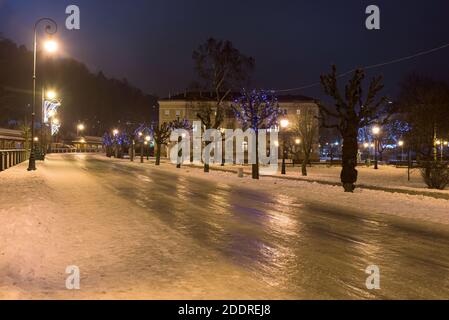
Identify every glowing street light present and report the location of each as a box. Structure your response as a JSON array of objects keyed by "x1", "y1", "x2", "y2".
[
  {"x1": 280, "y1": 119, "x2": 290, "y2": 175},
  {"x1": 144, "y1": 138, "x2": 151, "y2": 161},
  {"x1": 52, "y1": 118, "x2": 60, "y2": 125},
  {"x1": 398, "y1": 140, "x2": 405, "y2": 161},
  {"x1": 280, "y1": 119, "x2": 289, "y2": 129},
  {"x1": 113, "y1": 129, "x2": 119, "y2": 136},
  {"x1": 46, "y1": 90, "x2": 57, "y2": 100},
  {"x1": 76, "y1": 123, "x2": 85, "y2": 137},
  {"x1": 295, "y1": 138, "x2": 301, "y2": 145},
  {"x1": 372, "y1": 126, "x2": 381, "y2": 170},
  {"x1": 44, "y1": 39, "x2": 58, "y2": 53}
]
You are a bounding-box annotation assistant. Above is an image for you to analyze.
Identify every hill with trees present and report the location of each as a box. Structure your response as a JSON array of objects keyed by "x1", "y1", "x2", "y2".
[{"x1": 0, "y1": 37, "x2": 158, "y2": 136}]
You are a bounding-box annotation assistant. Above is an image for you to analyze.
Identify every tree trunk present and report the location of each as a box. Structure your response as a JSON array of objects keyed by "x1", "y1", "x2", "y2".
[
  {"x1": 177, "y1": 136, "x2": 182, "y2": 168},
  {"x1": 340, "y1": 125, "x2": 359, "y2": 192},
  {"x1": 155, "y1": 143, "x2": 161, "y2": 166},
  {"x1": 204, "y1": 141, "x2": 211, "y2": 173},
  {"x1": 301, "y1": 155, "x2": 309, "y2": 177},
  {"x1": 252, "y1": 133, "x2": 259, "y2": 179}
]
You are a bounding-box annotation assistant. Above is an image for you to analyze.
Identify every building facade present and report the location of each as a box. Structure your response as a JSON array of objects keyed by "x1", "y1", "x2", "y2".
[
  {"x1": 0, "y1": 128, "x2": 26, "y2": 150},
  {"x1": 158, "y1": 92, "x2": 320, "y2": 162}
]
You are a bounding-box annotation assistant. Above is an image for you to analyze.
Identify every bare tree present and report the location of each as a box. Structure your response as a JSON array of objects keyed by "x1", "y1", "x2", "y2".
[
  {"x1": 152, "y1": 122, "x2": 172, "y2": 166},
  {"x1": 193, "y1": 38, "x2": 255, "y2": 172},
  {"x1": 293, "y1": 105, "x2": 318, "y2": 176},
  {"x1": 170, "y1": 118, "x2": 191, "y2": 168},
  {"x1": 396, "y1": 74, "x2": 449, "y2": 161},
  {"x1": 320, "y1": 65, "x2": 389, "y2": 192},
  {"x1": 232, "y1": 89, "x2": 284, "y2": 179}
]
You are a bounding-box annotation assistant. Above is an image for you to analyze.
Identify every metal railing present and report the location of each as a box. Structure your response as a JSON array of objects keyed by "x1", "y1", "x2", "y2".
[
  {"x1": 50, "y1": 148, "x2": 103, "y2": 153},
  {"x1": 0, "y1": 149, "x2": 29, "y2": 172}
]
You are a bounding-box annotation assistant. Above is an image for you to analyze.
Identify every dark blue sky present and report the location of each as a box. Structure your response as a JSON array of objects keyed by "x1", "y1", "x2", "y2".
[{"x1": 1, "y1": 0, "x2": 449, "y2": 99}]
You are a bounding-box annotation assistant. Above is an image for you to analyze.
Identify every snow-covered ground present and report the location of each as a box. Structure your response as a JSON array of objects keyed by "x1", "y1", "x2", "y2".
[
  {"x1": 193, "y1": 162, "x2": 449, "y2": 195},
  {"x1": 1, "y1": 154, "x2": 449, "y2": 300},
  {"x1": 170, "y1": 162, "x2": 449, "y2": 226}
]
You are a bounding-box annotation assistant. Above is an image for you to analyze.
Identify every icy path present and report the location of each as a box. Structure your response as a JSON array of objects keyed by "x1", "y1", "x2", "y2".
[{"x1": 1, "y1": 154, "x2": 449, "y2": 299}]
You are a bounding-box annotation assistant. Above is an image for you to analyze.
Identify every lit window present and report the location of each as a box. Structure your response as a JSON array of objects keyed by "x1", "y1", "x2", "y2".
[
  {"x1": 297, "y1": 109, "x2": 301, "y2": 115},
  {"x1": 164, "y1": 110, "x2": 170, "y2": 116}
]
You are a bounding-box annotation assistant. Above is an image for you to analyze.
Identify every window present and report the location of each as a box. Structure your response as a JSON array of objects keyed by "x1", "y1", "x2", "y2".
[
  {"x1": 164, "y1": 110, "x2": 170, "y2": 116},
  {"x1": 297, "y1": 109, "x2": 301, "y2": 115}
]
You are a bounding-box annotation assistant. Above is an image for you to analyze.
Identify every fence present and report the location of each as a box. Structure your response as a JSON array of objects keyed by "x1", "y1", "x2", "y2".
[
  {"x1": 0, "y1": 149, "x2": 29, "y2": 172},
  {"x1": 50, "y1": 148, "x2": 103, "y2": 153}
]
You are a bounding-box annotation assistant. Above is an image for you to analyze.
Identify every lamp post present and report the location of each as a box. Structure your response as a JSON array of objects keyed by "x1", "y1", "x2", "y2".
[
  {"x1": 28, "y1": 18, "x2": 58, "y2": 171},
  {"x1": 398, "y1": 140, "x2": 404, "y2": 162},
  {"x1": 113, "y1": 129, "x2": 119, "y2": 158},
  {"x1": 444, "y1": 141, "x2": 449, "y2": 161},
  {"x1": 372, "y1": 126, "x2": 381, "y2": 170},
  {"x1": 138, "y1": 132, "x2": 144, "y2": 163},
  {"x1": 145, "y1": 135, "x2": 151, "y2": 161},
  {"x1": 220, "y1": 128, "x2": 226, "y2": 166},
  {"x1": 280, "y1": 119, "x2": 289, "y2": 175},
  {"x1": 77, "y1": 123, "x2": 85, "y2": 137},
  {"x1": 436, "y1": 140, "x2": 448, "y2": 161}
]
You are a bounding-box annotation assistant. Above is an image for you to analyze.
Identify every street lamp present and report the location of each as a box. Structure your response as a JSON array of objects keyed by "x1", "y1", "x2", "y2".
[
  {"x1": 444, "y1": 141, "x2": 449, "y2": 161},
  {"x1": 220, "y1": 128, "x2": 226, "y2": 166},
  {"x1": 46, "y1": 90, "x2": 57, "y2": 100},
  {"x1": 43, "y1": 39, "x2": 58, "y2": 53},
  {"x1": 112, "y1": 129, "x2": 119, "y2": 158},
  {"x1": 76, "y1": 123, "x2": 85, "y2": 137},
  {"x1": 280, "y1": 119, "x2": 289, "y2": 175},
  {"x1": 398, "y1": 140, "x2": 404, "y2": 162},
  {"x1": 145, "y1": 135, "x2": 151, "y2": 161},
  {"x1": 437, "y1": 140, "x2": 448, "y2": 161},
  {"x1": 28, "y1": 18, "x2": 58, "y2": 172},
  {"x1": 372, "y1": 126, "x2": 381, "y2": 170}
]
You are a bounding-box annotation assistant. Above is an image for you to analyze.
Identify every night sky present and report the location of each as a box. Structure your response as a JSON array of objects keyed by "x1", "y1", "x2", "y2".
[{"x1": 1, "y1": 0, "x2": 448, "y2": 100}]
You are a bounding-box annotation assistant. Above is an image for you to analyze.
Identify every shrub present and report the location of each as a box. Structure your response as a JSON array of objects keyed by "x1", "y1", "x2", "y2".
[{"x1": 420, "y1": 161, "x2": 449, "y2": 190}]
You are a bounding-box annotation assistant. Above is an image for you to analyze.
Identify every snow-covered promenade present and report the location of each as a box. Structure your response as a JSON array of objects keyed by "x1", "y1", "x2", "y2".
[{"x1": 1, "y1": 154, "x2": 449, "y2": 299}]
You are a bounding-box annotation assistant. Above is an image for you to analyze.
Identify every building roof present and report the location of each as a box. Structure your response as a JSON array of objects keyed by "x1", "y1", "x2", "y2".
[
  {"x1": 0, "y1": 128, "x2": 25, "y2": 141},
  {"x1": 72, "y1": 136, "x2": 103, "y2": 144},
  {"x1": 159, "y1": 91, "x2": 317, "y2": 103}
]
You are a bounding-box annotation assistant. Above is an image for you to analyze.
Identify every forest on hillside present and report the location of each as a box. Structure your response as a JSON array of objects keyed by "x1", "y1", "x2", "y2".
[{"x1": 0, "y1": 37, "x2": 158, "y2": 136}]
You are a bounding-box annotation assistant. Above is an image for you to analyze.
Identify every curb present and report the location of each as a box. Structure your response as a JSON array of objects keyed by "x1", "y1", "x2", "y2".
[{"x1": 185, "y1": 163, "x2": 449, "y2": 200}]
